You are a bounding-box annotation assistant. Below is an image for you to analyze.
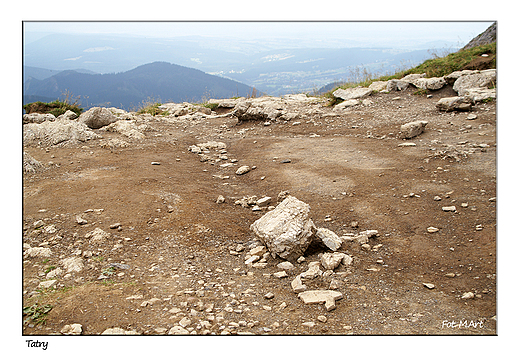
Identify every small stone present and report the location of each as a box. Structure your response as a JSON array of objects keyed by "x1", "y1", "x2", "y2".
[
  {"x1": 38, "y1": 280, "x2": 58, "y2": 289},
  {"x1": 467, "y1": 114, "x2": 478, "y2": 120},
  {"x1": 317, "y1": 315, "x2": 327, "y2": 323},
  {"x1": 427, "y1": 227, "x2": 439, "y2": 233},
  {"x1": 151, "y1": 161, "x2": 161, "y2": 165},
  {"x1": 302, "y1": 321, "x2": 316, "y2": 328},
  {"x1": 442, "y1": 206, "x2": 457, "y2": 212},
  {"x1": 256, "y1": 196, "x2": 272, "y2": 207},
  {"x1": 168, "y1": 326, "x2": 189, "y2": 335},
  {"x1": 33, "y1": 220, "x2": 45, "y2": 228},
  {"x1": 216, "y1": 195, "x2": 226, "y2": 204},
  {"x1": 361, "y1": 243, "x2": 371, "y2": 251},
  {"x1": 445, "y1": 273, "x2": 456, "y2": 278},
  {"x1": 461, "y1": 292, "x2": 475, "y2": 299},
  {"x1": 350, "y1": 221, "x2": 359, "y2": 228},
  {"x1": 433, "y1": 196, "x2": 442, "y2": 201},
  {"x1": 264, "y1": 292, "x2": 275, "y2": 299},
  {"x1": 291, "y1": 275, "x2": 307, "y2": 293},
  {"x1": 273, "y1": 271, "x2": 288, "y2": 279},
  {"x1": 61, "y1": 323, "x2": 83, "y2": 335},
  {"x1": 179, "y1": 317, "x2": 192, "y2": 327},
  {"x1": 423, "y1": 283, "x2": 435, "y2": 289},
  {"x1": 236, "y1": 165, "x2": 251, "y2": 175},
  {"x1": 320, "y1": 252, "x2": 347, "y2": 270},
  {"x1": 277, "y1": 261, "x2": 296, "y2": 270},
  {"x1": 109, "y1": 223, "x2": 122, "y2": 229},
  {"x1": 298, "y1": 290, "x2": 343, "y2": 311},
  {"x1": 316, "y1": 227, "x2": 342, "y2": 251},
  {"x1": 461, "y1": 202, "x2": 469, "y2": 208},
  {"x1": 75, "y1": 215, "x2": 88, "y2": 225}
]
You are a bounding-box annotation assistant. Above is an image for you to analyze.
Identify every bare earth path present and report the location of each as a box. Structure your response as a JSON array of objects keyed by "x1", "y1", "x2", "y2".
[{"x1": 22, "y1": 87, "x2": 496, "y2": 337}]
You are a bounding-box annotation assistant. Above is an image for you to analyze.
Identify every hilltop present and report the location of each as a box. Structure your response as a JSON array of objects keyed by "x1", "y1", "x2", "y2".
[{"x1": 23, "y1": 61, "x2": 258, "y2": 110}]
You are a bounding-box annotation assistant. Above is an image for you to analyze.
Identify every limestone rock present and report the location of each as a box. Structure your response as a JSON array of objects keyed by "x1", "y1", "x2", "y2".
[
  {"x1": 236, "y1": 165, "x2": 251, "y2": 175},
  {"x1": 25, "y1": 247, "x2": 52, "y2": 258},
  {"x1": 332, "y1": 87, "x2": 372, "y2": 101},
  {"x1": 291, "y1": 275, "x2": 307, "y2": 293},
  {"x1": 300, "y1": 261, "x2": 323, "y2": 279},
  {"x1": 400, "y1": 120, "x2": 428, "y2": 139},
  {"x1": 413, "y1": 77, "x2": 447, "y2": 90},
  {"x1": 368, "y1": 81, "x2": 388, "y2": 92},
  {"x1": 463, "y1": 88, "x2": 496, "y2": 103},
  {"x1": 79, "y1": 107, "x2": 117, "y2": 129},
  {"x1": 61, "y1": 256, "x2": 84, "y2": 273},
  {"x1": 320, "y1": 252, "x2": 348, "y2": 270},
  {"x1": 38, "y1": 280, "x2": 57, "y2": 289},
  {"x1": 23, "y1": 151, "x2": 44, "y2": 173},
  {"x1": 298, "y1": 290, "x2": 343, "y2": 311},
  {"x1": 57, "y1": 110, "x2": 78, "y2": 120},
  {"x1": 23, "y1": 113, "x2": 56, "y2": 124},
  {"x1": 169, "y1": 326, "x2": 190, "y2": 335},
  {"x1": 23, "y1": 118, "x2": 101, "y2": 147},
  {"x1": 316, "y1": 227, "x2": 342, "y2": 251},
  {"x1": 453, "y1": 70, "x2": 496, "y2": 96},
  {"x1": 85, "y1": 227, "x2": 110, "y2": 245},
  {"x1": 386, "y1": 79, "x2": 409, "y2": 92},
  {"x1": 61, "y1": 324, "x2": 83, "y2": 335},
  {"x1": 250, "y1": 196, "x2": 316, "y2": 260},
  {"x1": 333, "y1": 99, "x2": 360, "y2": 111},
  {"x1": 103, "y1": 120, "x2": 146, "y2": 140},
  {"x1": 435, "y1": 97, "x2": 472, "y2": 112}
]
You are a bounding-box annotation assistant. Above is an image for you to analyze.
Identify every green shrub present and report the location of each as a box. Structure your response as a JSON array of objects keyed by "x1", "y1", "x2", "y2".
[{"x1": 23, "y1": 99, "x2": 83, "y2": 117}]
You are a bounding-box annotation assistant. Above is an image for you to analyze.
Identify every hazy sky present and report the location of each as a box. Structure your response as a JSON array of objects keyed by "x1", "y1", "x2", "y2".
[{"x1": 24, "y1": 21, "x2": 494, "y2": 47}]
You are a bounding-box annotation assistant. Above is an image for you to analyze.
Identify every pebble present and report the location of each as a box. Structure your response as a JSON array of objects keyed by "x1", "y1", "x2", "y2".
[
  {"x1": 75, "y1": 215, "x2": 88, "y2": 225},
  {"x1": 216, "y1": 195, "x2": 226, "y2": 204},
  {"x1": 236, "y1": 166, "x2": 251, "y2": 175},
  {"x1": 433, "y1": 196, "x2": 442, "y2": 201},
  {"x1": 109, "y1": 223, "x2": 122, "y2": 229},
  {"x1": 317, "y1": 315, "x2": 327, "y2": 323},
  {"x1": 423, "y1": 283, "x2": 435, "y2": 289},
  {"x1": 467, "y1": 114, "x2": 478, "y2": 120},
  {"x1": 302, "y1": 321, "x2": 316, "y2": 328},
  {"x1": 461, "y1": 292, "x2": 475, "y2": 299},
  {"x1": 277, "y1": 261, "x2": 296, "y2": 270},
  {"x1": 60, "y1": 323, "x2": 83, "y2": 335},
  {"x1": 427, "y1": 227, "x2": 439, "y2": 233},
  {"x1": 273, "y1": 271, "x2": 288, "y2": 279},
  {"x1": 151, "y1": 161, "x2": 161, "y2": 165},
  {"x1": 442, "y1": 206, "x2": 457, "y2": 212},
  {"x1": 264, "y1": 292, "x2": 275, "y2": 299}
]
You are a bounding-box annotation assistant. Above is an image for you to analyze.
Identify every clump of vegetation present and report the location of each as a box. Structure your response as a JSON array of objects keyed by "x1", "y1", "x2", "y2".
[
  {"x1": 23, "y1": 90, "x2": 84, "y2": 117},
  {"x1": 23, "y1": 303, "x2": 53, "y2": 326},
  {"x1": 136, "y1": 98, "x2": 169, "y2": 116}
]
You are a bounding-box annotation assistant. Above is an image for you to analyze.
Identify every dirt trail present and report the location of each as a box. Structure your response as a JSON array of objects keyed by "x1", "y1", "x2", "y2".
[{"x1": 23, "y1": 88, "x2": 496, "y2": 335}]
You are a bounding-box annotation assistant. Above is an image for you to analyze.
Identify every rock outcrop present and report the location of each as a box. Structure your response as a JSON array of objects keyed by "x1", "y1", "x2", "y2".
[{"x1": 79, "y1": 107, "x2": 118, "y2": 129}]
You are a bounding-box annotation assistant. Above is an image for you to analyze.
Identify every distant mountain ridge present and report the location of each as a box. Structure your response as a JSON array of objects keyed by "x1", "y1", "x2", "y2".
[{"x1": 23, "y1": 61, "x2": 257, "y2": 110}]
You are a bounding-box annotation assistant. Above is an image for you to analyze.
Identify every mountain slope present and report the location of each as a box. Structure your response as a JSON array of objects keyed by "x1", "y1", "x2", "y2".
[{"x1": 23, "y1": 62, "x2": 257, "y2": 109}]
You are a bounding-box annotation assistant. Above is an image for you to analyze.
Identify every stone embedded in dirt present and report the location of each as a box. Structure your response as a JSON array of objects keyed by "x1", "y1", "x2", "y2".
[
  {"x1": 343, "y1": 230, "x2": 378, "y2": 244},
  {"x1": 101, "y1": 327, "x2": 139, "y2": 335},
  {"x1": 386, "y1": 79, "x2": 409, "y2": 92},
  {"x1": 442, "y1": 206, "x2": 457, "y2": 212},
  {"x1": 23, "y1": 113, "x2": 57, "y2": 124},
  {"x1": 38, "y1": 279, "x2": 57, "y2": 289},
  {"x1": 250, "y1": 195, "x2": 316, "y2": 261},
  {"x1": 461, "y1": 292, "x2": 475, "y2": 299},
  {"x1": 435, "y1": 96, "x2": 472, "y2": 112},
  {"x1": 75, "y1": 215, "x2": 88, "y2": 225},
  {"x1": 23, "y1": 118, "x2": 101, "y2": 147},
  {"x1": 25, "y1": 247, "x2": 52, "y2": 258},
  {"x1": 427, "y1": 227, "x2": 440, "y2": 233},
  {"x1": 413, "y1": 77, "x2": 447, "y2": 91},
  {"x1": 256, "y1": 196, "x2": 272, "y2": 207},
  {"x1": 85, "y1": 227, "x2": 111, "y2": 245},
  {"x1": 273, "y1": 271, "x2": 288, "y2": 279},
  {"x1": 300, "y1": 261, "x2": 323, "y2": 279},
  {"x1": 60, "y1": 323, "x2": 83, "y2": 335},
  {"x1": 291, "y1": 275, "x2": 307, "y2": 293},
  {"x1": 320, "y1": 252, "x2": 348, "y2": 271},
  {"x1": 23, "y1": 151, "x2": 44, "y2": 174},
  {"x1": 216, "y1": 195, "x2": 226, "y2": 204},
  {"x1": 453, "y1": 70, "x2": 496, "y2": 96},
  {"x1": 79, "y1": 107, "x2": 118, "y2": 129},
  {"x1": 236, "y1": 165, "x2": 251, "y2": 175},
  {"x1": 316, "y1": 227, "x2": 343, "y2": 251},
  {"x1": 333, "y1": 87, "x2": 372, "y2": 101},
  {"x1": 400, "y1": 120, "x2": 428, "y2": 139},
  {"x1": 298, "y1": 290, "x2": 343, "y2": 311},
  {"x1": 61, "y1": 256, "x2": 84, "y2": 273},
  {"x1": 277, "y1": 261, "x2": 296, "y2": 270}
]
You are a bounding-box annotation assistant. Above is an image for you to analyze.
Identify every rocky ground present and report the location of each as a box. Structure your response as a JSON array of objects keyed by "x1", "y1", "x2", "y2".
[{"x1": 22, "y1": 84, "x2": 496, "y2": 337}]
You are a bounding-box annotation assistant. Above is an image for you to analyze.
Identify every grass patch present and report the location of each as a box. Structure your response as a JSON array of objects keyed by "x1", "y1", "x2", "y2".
[{"x1": 23, "y1": 303, "x2": 53, "y2": 326}]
